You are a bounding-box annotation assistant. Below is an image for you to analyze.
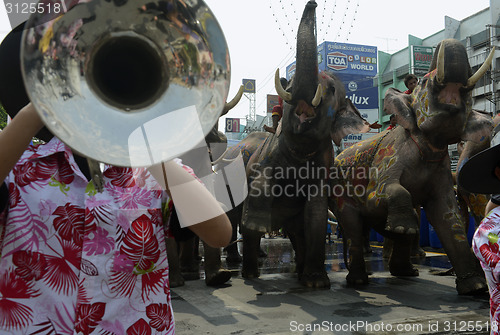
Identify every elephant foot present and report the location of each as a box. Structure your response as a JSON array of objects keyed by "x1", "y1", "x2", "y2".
[
  {"x1": 169, "y1": 273, "x2": 185, "y2": 288},
  {"x1": 346, "y1": 271, "x2": 369, "y2": 286},
  {"x1": 390, "y1": 264, "x2": 419, "y2": 277},
  {"x1": 411, "y1": 246, "x2": 427, "y2": 258},
  {"x1": 363, "y1": 241, "x2": 373, "y2": 254},
  {"x1": 385, "y1": 213, "x2": 418, "y2": 235},
  {"x1": 300, "y1": 272, "x2": 331, "y2": 289},
  {"x1": 205, "y1": 269, "x2": 232, "y2": 287},
  {"x1": 430, "y1": 268, "x2": 455, "y2": 276},
  {"x1": 225, "y1": 251, "x2": 242, "y2": 264},
  {"x1": 180, "y1": 263, "x2": 200, "y2": 281},
  {"x1": 241, "y1": 267, "x2": 260, "y2": 279},
  {"x1": 456, "y1": 274, "x2": 487, "y2": 295}
]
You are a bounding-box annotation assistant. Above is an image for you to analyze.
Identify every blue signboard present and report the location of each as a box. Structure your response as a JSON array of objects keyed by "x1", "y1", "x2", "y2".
[
  {"x1": 286, "y1": 62, "x2": 296, "y2": 81},
  {"x1": 285, "y1": 41, "x2": 379, "y2": 111},
  {"x1": 319, "y1": 41, "x2": 377, "y2": 77},
  {"x1": 340, "y1": 73, "x2": 378, "y2": 110}
]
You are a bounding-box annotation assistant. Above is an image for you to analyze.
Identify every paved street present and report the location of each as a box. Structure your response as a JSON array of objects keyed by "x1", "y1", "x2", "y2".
[{"x1": 171, "y1": 238, "x2": 491, "y2": 335}]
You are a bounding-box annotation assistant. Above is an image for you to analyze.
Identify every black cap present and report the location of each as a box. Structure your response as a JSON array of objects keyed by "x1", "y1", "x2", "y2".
[{"x1": 458, "y1": 129, "x2": 500, "y2": 194}]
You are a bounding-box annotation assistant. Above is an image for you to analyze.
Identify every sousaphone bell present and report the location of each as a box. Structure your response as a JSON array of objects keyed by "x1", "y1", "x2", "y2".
[{"x1": 21, "y1": 0, "x2": 230, "y2": 167}]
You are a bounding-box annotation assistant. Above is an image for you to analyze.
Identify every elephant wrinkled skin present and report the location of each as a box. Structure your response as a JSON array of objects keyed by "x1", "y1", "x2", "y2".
[
  {"x1": 233, "y1": 0, "x2": 370, "y2": 289},
  {"x1": 330, "y1": 39, "x2": 493, "y2": 295}
]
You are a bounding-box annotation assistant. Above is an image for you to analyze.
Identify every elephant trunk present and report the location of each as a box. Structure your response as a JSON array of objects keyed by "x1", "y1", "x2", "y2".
[
  {"x1": 292, "y1": 0, "x2": 318, "y2": 104},
  {"x1": 435, "y1": 40, "x2": 473, "y2": 85}
]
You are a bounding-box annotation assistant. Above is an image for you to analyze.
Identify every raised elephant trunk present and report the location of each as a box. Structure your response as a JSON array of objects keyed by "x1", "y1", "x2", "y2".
[
  {"x1": 291, "y1": 0, "x2": 319, "y2": 105},
  {"x1": 435, "y1": 39, "x2": 495, "y2": 88}
]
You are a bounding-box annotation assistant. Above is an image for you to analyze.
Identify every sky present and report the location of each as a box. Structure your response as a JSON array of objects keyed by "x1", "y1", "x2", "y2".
[{"x1": 0, "y1": 0, "x2": 492, "y2": 128}]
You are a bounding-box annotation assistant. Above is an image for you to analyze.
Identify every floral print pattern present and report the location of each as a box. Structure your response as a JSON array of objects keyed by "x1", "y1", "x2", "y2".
[
  {"x1": 472, "y1": 206, "x2": 500, "y2": 335},
  {"x1": 0, "y1": 138, "x2": 175, "y2": 334}
]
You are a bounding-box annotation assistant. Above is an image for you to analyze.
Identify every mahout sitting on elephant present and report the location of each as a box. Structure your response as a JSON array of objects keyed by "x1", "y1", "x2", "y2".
[
  {"x1": 230, "y1": 0, "x2": 370, "y2": 289},
  {"x1": 330, "y1": 39, "x2": 494, "y2": 295}
]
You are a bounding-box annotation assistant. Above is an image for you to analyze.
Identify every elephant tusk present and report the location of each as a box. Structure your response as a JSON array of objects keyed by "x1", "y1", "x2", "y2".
[
  {"x1": 436, "y1": 41, "x2": 445, "y2": 84},
  {"x1": 222, "y1": 85, "x2": 244, "y2": 116},
  {"x1": 275, "y1": 69, "x2": 292, "y2": 102},
  {"x1": 467, "y1": 47, "x2": 495, "y2": 88},
  {"x1": 311, "y1": 83, "x2": 322, "y2": 107}
]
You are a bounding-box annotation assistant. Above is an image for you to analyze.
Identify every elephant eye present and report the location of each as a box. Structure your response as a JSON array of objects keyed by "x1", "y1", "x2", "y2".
[{"x1": 329, "y1": 85, "x2": 335, "y2": 95}]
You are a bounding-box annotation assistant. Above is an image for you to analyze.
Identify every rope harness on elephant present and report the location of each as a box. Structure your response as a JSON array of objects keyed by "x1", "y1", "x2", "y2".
[{"x1": 406, "y1": 129, "x2": 448, "y2": 163}]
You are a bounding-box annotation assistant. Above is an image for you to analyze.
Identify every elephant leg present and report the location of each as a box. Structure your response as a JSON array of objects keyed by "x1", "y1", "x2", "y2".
[
  {"x1": 224, "y1": 205, "x2": 243, "y2": 264},
  {"x1": 410, "y1": 207, "x2": 427, "y2": 258},
  {"x1": 363, "y1": 225, "x2": 373, "y2": 254},
  {"x1": 424, "y1": 197, "x2": 487, "y2": 295},
  {"x1": 165, "y1": 237, "x2": 184, "y2": 287},
  {"x1": 410, "y1": 228, "x2": 427, "y2": 258},
  {"x1": 300, "y1": 196, "x2": 330, "y2": 289},
  {"x1": 382, "y1": 238, "x2": 393, "y2": 259},
  {"x1": 241, "y1": 227, "x2": 263, "y2": 279},
  {"x1": 339, "y1": 207, "x2": 368, "y2": 285},
  {"x1": 389, "y1": 235, "x2": 419, "y2": 277},
  {"x1": 384, "y1": 184, "x2": 419, "y2": 234},
  {"x1": 285, "y1": 223, "x2": 305, "y2": 279},
  {"x1": 179, "y1": 237, "x2": 200, "y2": 280},
  {"x1": 203, "y1": 241, "x2": 232, "y2": 286}
]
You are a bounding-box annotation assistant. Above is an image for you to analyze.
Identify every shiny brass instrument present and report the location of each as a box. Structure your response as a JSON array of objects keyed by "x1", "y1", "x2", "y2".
[{"x1": 21, "y1": 0, "x2": 231, "y2": 167}]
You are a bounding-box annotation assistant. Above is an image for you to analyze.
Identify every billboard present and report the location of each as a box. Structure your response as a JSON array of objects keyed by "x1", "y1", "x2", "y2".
[
  {"x1": 319, "y1": 42, "x2": 377, "y2": 77},
  {"x1": 225, "y1": 118, "x2": 240, "y2": 133},
  {"x1": 267, "y1": 94, "x2": 280, "y2": 114},
  {"x1": 285, "y1": 41, "x2": 380, "y2": 151},
  {"x1": 242, "y1": 79, "x2": 256, "y2": 93},
  {"x1": 341, "y1": 73, "x2": 378, "y2": 110},
  {"x1": 411, "y1": 45, "x2": 434, "y2": 77}
]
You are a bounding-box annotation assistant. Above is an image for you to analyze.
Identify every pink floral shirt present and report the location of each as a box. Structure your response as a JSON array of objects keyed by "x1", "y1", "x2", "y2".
[
  {"x1": 0, "y1": 137, "x2": 175, "y2": 334},
  {"x1": 472, "y1": 206, "x2": 500, "y2": 335}
]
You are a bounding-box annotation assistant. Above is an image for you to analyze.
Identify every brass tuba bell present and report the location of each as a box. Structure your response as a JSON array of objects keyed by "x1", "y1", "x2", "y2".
[{"x1": 21, "y1": 0, "x2": 230, "y2": 167}]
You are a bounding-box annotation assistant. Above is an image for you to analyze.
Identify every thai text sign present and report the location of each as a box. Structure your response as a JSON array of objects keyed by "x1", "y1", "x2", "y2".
[
  {"x1": 411, "y1": 45, "x2": 434, "y2": 76},
  {"x1": 225, "y1": 118, "x2": 240, "y2": 133}
]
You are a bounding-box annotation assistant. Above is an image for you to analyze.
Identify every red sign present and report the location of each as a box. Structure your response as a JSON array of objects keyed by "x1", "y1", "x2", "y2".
[{"x1": 225, "y1": 118, "x2": 240, "y2": 133}]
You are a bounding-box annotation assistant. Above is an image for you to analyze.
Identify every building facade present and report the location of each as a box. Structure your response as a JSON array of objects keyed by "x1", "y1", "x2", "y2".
[{"x1": 377, "y1": 0, "x2": 500, "y2": 127}]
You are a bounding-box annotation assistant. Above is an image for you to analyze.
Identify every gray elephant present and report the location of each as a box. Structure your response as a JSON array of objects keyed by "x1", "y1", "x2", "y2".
[
  {"x1": 233, "y1": 0, "x2": 370, "y2": 289},
  {"x1": 330, "y1": 39, "x2": 494, "y2": 295}
]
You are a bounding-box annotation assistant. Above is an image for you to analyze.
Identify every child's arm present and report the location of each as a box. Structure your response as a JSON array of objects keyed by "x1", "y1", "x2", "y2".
[
  {"x1": 148, "y1": 160, "x2": 232, "y2": 248},
  {"x1": 0, "y1": 103, "x2": 44, "y2": 183}
]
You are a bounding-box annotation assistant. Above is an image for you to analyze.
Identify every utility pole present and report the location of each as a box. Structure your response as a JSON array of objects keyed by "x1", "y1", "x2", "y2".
[{"x1": 375, "y1": 36, "x2": 398, "y2": 53}]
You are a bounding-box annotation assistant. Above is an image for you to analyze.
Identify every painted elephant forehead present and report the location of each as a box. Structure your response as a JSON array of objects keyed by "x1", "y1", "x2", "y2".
[{"x1": 411, "y1": 70, "x2": 435, "y2": 127}]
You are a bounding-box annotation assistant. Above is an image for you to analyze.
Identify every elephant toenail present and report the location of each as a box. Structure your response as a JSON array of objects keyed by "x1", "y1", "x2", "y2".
[{"x1": 394, "y1": 226, "x2": 404, "y2": 233}]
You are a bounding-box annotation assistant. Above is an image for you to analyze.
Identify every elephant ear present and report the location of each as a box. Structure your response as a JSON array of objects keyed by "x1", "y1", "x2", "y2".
[
  {"x1": 330, "y1": 98, "x2": 370, "y2": 146},
  {"x1": 461, "y1": 109, "x2": 493, "y2": 143},
  {"x1": 384, "y1": 88, "x2": 417, "y2": 132}
]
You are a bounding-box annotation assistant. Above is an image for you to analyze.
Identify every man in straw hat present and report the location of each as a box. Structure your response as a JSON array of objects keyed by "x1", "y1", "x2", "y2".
[
  {"x1": 459, "y1": 129, "x2": 500, "y2": 334},
  {"x1": 0, "y1": 22, "x2": 231, "y2": 334}
]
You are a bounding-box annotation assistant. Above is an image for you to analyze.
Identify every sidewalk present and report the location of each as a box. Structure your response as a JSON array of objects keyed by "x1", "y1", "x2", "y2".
[{"x1": 171, "y1": 238, "x2": 491, "y2": 335}]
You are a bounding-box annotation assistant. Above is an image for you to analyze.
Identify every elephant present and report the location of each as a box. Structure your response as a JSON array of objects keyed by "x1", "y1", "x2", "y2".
[
  {"x1": 229, "y1": 0, "x2": 370, "y2": 289},
  {"x1": 330, "y1": 38, "x2": 494, "y2": 295},
  {"x1": 165, "y1": 85, "x2": 245, "y2": 287}
]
